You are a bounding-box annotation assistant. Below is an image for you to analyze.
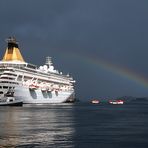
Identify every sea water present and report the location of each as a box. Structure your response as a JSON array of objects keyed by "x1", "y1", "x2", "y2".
[{"x1": 0, "y1": 100, "x2": 148, "y2": 148}]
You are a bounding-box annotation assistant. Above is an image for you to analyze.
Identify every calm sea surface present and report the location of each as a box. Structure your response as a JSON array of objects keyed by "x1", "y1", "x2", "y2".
[{"x1": 0, "y1": 100, "x2": 148, "y2": 148}]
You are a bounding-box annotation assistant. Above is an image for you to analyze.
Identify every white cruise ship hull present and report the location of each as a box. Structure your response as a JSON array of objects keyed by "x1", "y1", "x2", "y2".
[{"x1": 14, "y1": 86, "x2": 74, "y2": 104}]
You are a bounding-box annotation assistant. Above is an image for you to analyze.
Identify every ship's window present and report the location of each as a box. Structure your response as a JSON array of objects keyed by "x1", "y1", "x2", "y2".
[
  {"x1": 1, "y1": 81, "x2": 7, "y2": 83},
  {"x1": 55, "y1": 90, "x2": 58, "y2": 96},
  {"x1": 9, "y1": 99, "x2": 13, "y2": 102},
  {"x1": 42, "y1": 91, "x2": 48, "y2": 98},
  {"x1": 27, "y1": 64, "x2": 37, "y2": 69},
  {"x1": 1, "y1": 77, "x2": 8, "y2": 79},
  {"x1": 9, "y1": 78, "x2": 14, "y2": 80},
  {"x1": 29, "y1": 90, "x2": 37, "y2": 99},
  {"x1": 6, "y1": 73, "x2": 16, "y2": 76},
  {"x1": 0, "y1": 91, "x2": 3, "y2": 94},
  {"x1": 3, "y1": 86, "x2": 8, "y2": 89},
  {"x1": 0, "y1": 86, "x2": 1, "y2": 88},
  {"x1": 48, "y1": 91, "x2": 52, "y2": 98}
]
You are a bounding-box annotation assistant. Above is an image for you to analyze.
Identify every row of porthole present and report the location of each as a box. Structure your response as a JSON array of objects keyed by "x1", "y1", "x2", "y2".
[{"x1": 0, "y1": 86, "x2": 15, "y2": 89}]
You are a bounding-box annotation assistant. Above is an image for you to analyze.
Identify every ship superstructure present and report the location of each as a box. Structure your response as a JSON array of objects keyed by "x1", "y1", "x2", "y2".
[{"x1": 0, "y1": 37, "x2": 75, "y2": 103}]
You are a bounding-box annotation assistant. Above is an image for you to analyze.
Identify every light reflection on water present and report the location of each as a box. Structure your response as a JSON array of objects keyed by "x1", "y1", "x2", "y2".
[
  {"x1": 0, "y1": 104, "x2": 75, "y2": 147},
  {"x1": 1, "y1": 101, "x2": 148, "y2": 148}
]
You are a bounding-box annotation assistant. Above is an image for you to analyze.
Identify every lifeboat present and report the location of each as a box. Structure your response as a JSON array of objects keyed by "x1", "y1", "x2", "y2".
[
  {"x1": 41, "y1": 87, "x2": 47, "y2": 92},
  {"x1": 39, "y1": 82, "x2": 48, "y2": 91},
  {"x1": 47, "y1": 86, "x2": 53, "y2": 92},
  {"x1": 91, "y1": 99, "x2": 100, "y2": 104},
  {"x1": 29, "y1": 84, "x2": 39, "y2": 90},
  {"x1": 109, "y1": 100, "x2": 124, "y2": 104}
]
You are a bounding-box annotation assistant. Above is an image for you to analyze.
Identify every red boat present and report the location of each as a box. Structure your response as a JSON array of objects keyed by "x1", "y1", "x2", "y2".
[
  {"x1": 91, "y1": 99, "x2": 100, "y2": 104},
  {"x1": 109, "y1": 100, "x2": 124, "y2": 104}
]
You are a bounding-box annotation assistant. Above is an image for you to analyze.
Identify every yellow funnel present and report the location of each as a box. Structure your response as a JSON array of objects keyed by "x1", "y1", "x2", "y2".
[{"x1": 2, "y1": 37, "x2": 25, "y2": 62}]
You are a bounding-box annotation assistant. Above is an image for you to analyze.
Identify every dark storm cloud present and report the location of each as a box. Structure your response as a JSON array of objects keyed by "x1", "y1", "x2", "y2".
[{"x1": 0, "y1": 0, "x2": 148, "y2": 99}]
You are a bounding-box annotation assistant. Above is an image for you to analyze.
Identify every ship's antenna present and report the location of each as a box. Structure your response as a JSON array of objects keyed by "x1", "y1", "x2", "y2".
[
  {"x1": 6, "y1": 37, "x2": 18, "y2": 44},
  {"x1": 45, "y1": 57, "x2": 52, "y2": 67}
]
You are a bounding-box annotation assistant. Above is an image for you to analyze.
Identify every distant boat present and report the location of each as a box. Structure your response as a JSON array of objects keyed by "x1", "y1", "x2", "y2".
[
  {"x1": 0, "y1": 97, "x2": 23, "y2": 106},
  {"x1": 91, "y1": 99, "x2": 100, "y2": 104},
  {"x1": 109, "y1": 100, "x2": 124, "y2": 105}
]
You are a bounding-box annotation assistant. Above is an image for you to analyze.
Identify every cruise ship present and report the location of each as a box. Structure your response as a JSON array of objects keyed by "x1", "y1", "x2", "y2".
[{"x1": 0, "y1": 37, "x2": 75, "y2": 103}]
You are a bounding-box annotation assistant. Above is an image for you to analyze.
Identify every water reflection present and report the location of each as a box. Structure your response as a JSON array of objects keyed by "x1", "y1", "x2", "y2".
[{"x1": 0, "y1": 104, "x2": 75, "y2": 147}]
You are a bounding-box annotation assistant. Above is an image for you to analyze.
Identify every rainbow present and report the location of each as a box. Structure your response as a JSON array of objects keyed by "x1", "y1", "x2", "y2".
[
  {"x1": 57, "y1": 50, "x2": 148, "y2": 89},
  {"x1": 87, "y1": 56, "x2": 148, "y2": 88}
]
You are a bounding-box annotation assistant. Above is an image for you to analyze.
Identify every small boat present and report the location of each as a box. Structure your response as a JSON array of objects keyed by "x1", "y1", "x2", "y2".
[
  {"x1": 0, "y1": 91, "x2": 23, "y2": 106},
  {"x1": 109, "y1": 100, "x2": 124, "y2": 104},
  {"x1": 29, "y1": 84, "x2": 39, "y2": 90},
  {"x1": 91, "y1": 99, "x2": 100, "y2": 104},
  {"x1": 0, "y1": 97, "x2": 23, "y2": 106},
  {"x1": 41, "y1": 87, "x2": 47, "y2": 92}
]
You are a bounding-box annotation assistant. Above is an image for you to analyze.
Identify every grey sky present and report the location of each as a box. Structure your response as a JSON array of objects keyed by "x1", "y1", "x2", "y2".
[{"x1": 0, "y1": 0, "x2": 148, "y2": 100}]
